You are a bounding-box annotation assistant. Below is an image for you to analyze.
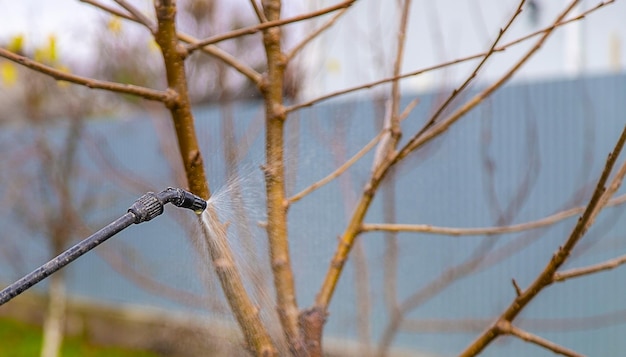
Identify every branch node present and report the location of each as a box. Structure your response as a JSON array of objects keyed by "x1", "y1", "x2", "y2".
[
  {"x1": 176, "y1": 43, "x2": 189, "y2": 60},
  {"x1": 164, "y1": 88, "x2": 181, "y2": 109},
  {"x1": 258, "y1": 74, "x2": 270, "y2": 94}
]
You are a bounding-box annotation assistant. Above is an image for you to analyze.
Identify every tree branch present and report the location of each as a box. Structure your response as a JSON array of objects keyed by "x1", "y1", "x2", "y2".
[
  {"x1": 249, "y1": 0, "x2": 268, "y2": 23},
  {"x1": 289, "y1": 131, "x2": 383, "y2": 204},
  {"x1": 360, "y1": 192, "x2": 626, "y2": 235},
  {"x1": 113, "y1": 0, "x2": 155, "y2": 33},
  {"x1": 416, "y1": 0, "x2": 524, "y2": 136},
  {"x1": 186, "y1": 0, "x2": 356, "y2": 53},
  {"x1": 259, "y1": 0, "x2": 304, "y2": 354},
  {"x1": 285, "y1": 3, "x2": 352, "y2": 63},
  {"x1": 153, "y1": 0, "x2": 207, "y2": 198},
  {"x1": 554, "y1": 254, "x2": 626, "y2": 282},
  {"x1": 388, "y1": 0, "x2": 412, "y2": 148},
  {"x1": 153, "y1": 1, "x2": 276, "y2": 355},
  {"x1": 401, "y1": 310, "x2": 626, "y2": 333},
  {"x1": 0, "y1": 47, "x2": 173, "y2": 102}
]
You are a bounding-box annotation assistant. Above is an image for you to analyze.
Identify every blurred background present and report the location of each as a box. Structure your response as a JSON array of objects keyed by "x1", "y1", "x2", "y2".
[{"x1": 0, "y1": 1, "x2": 625, "y2": 356}]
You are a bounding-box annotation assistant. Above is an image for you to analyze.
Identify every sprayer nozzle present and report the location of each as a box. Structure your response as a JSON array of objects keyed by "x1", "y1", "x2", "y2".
[
  {"x1": 175, "y1": 189, "x2": 208, "y2": 212},
  {"x1": 159, "y1": 187, "x2": 207, "y2": 213},
  {"x1": 128, "y1": 188, "x2": 207, "y2": 223}
]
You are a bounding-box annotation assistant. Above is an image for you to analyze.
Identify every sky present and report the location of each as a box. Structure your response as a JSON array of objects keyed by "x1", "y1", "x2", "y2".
[{"x1": 0, "y1": 0, "x2": 624, "y2": 100}]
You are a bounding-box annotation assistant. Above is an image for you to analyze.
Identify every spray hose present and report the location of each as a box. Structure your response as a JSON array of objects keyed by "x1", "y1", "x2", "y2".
[{"x1": 0, "y1": 188, "x2": 206, "y2": 306}]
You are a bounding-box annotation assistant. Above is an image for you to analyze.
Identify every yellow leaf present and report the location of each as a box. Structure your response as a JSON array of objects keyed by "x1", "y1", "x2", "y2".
[
  {"x1": 0, "y1": 62, "x2": 18, "y2": 86},
  {"x1": 107, "y1": 16, "x2": 123, "y2": 34},
  {"x1": 8, "y1": 34, "x2": 24, "y2": 53},
  {"x1": 46, "y1": 35, "x2": 57, "y2": 62},
  {"x1": 33, "y1": 35, "x2": 58, "y2": 64}
]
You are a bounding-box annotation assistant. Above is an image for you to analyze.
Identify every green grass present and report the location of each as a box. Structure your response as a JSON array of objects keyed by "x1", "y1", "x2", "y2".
[{"x1": 0, "y1": 317, "x2": 159, "y2": 357}]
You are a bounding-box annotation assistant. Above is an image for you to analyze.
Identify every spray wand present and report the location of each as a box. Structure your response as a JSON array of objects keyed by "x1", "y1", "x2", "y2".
[{"x1": 0, "y1": 187, "x2": 207, "y2": 306}]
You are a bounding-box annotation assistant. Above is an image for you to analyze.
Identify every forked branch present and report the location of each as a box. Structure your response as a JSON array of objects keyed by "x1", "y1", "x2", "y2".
[
  {"x1": 416, "y1": 0, "x2": 524, "y2": 135},
  {"x1": 553, "y1": 254, "x2": 626, "y2": 282},
  {"x1": 497, "y1": 321, "x2": 585, "y2": 357},
  {"x1": 186, "y1": 0, "x2": 356, "y2": 53}
]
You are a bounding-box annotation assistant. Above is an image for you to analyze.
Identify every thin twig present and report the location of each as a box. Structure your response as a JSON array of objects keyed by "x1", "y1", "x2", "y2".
[
  {"x1": 186, "y1": 0, "x2": 356, "y2": 53},
  {"x1": 79, "y1": 0, "x2": 131, "y2": 20},
  {"x1": 397, "y1": 97, "x2": 420, "y2": 122},
  {"x1": 554, "y1": 254, "x2": 626, "y2": 282},
  {"x1": 179, "y1": 33, "x2": 263, "y2": 83},
  {"x1": 389, "y1": 0, "x2": 413, "y2": 147},
  {"x1": 249, "y1": 0, "x2": 268, "y2": 23},
  {"x1": 285, "y1": 6, "x2": 351, "y2": 62},
  {"x1": 113, "y1": 0, "x2": 155, "y2": 33},
  {"x1": 395, "y1": 0, "x2": 582, "y2": 163},
  {"x1": 416, "y1": 0, "x2": 524, "y2": 137},
  {"x1": 289, "y1": 131, "x2": 383, "y2": 204},
  {"x1": 360, "y1": 192, "x2": 626, "y2": 235},
  {"x1": 375, "y1": 3, "x2": 412, "y2": 323},
  {"x1": 498, "y1": 321, "x2": 585, "y2": 357},
  {"x1": 0, "y1": 47, "x2": 173, "y2": 102},
  {"x1": 285, "y1": 0, "x2": 613, "y2": 114},
  {"x1": 511, "y1": 279, "x2": 522, "y2": 296}
]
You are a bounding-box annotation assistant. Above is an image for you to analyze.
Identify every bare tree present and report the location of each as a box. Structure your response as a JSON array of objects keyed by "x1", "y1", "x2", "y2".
[{"x1": 0, "y1": 0, "x2": 623, "y2": 356}]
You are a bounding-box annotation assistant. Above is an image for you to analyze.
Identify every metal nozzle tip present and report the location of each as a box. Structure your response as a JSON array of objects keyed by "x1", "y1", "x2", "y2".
[{"x1": 166, "y1": 188, "x2": 207, "y2": 213}]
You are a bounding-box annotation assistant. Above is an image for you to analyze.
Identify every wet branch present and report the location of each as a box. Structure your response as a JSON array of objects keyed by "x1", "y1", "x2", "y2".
[
  {"x1": 260, "y1": 0, "x2": 303, "y2": 354},
  {"x1": 153, "y1": 1, "x2": 276, "y2": 355}
]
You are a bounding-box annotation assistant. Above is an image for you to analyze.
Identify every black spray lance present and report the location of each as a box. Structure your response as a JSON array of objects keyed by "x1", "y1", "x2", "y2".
[{"x1": 0, "y1": 187, "x2": 207, "y2": 306}]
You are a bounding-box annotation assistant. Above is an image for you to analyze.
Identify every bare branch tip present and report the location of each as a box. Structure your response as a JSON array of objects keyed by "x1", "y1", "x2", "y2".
[{"x1": 511, "y1": 278, "x2": 522, "y2": 296}]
